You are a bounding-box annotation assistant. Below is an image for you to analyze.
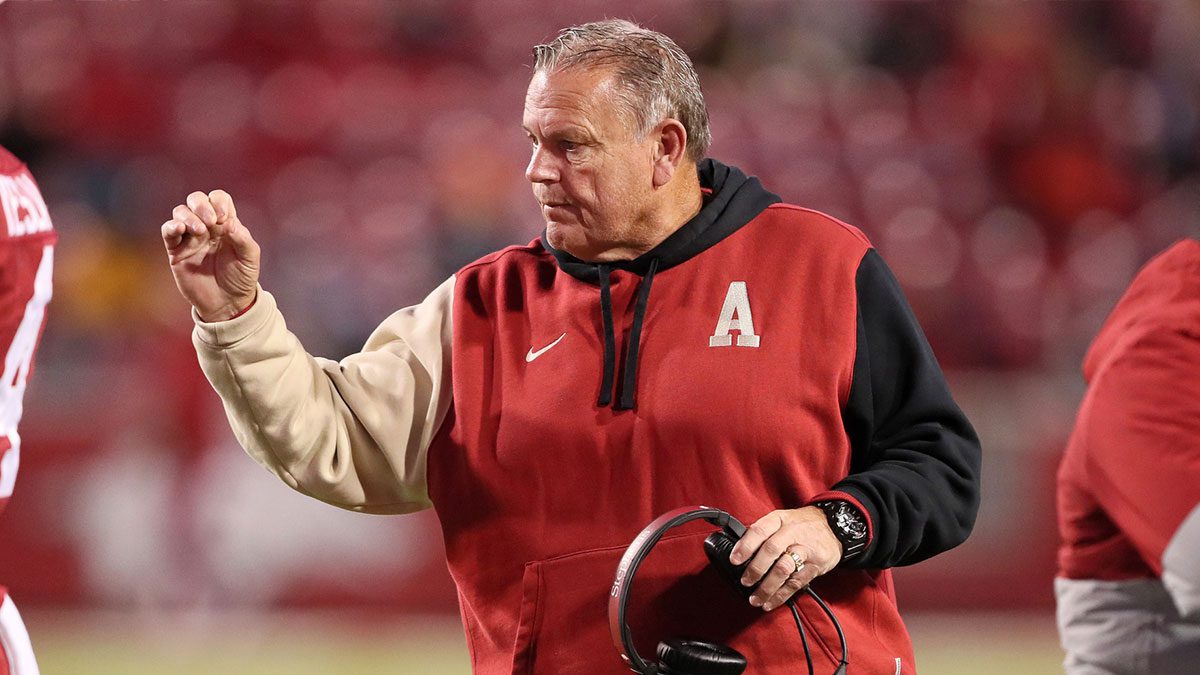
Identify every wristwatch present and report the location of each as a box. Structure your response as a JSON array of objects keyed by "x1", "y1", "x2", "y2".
[{"x1": 813, "y1": 500, "x2": 868, "y2": 562}]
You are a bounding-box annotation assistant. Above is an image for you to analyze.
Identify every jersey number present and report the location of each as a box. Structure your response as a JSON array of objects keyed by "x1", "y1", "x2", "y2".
[{"x1": 1, "y1": 244, "x2": 54, "y2": 500}]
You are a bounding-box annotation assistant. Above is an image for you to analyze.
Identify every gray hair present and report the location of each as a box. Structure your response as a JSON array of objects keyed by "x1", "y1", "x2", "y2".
[{"x1": 532, "y1": 19, "x2": 711, "y2": 161}]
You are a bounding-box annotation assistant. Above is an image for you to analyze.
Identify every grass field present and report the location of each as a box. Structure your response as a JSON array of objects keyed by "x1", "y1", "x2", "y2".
[
  {"x1": 25, "y1": 610, "x2": 1063, "y2": 674},
  {"x1": 906, "y1": 612, "x2": 1063, "y2": 675}
]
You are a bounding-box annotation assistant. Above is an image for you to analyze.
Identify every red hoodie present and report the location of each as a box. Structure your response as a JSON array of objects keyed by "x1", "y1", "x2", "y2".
[
  {"x1": 1058, "y1": 238, "x2": 1200, "y2": 582},
  {"x1": 427, "y1": 160, "x2": 980, "y2": 674},
  {"x1": 1056, "y1": 239, "x2": 1200, "y2": 673}
]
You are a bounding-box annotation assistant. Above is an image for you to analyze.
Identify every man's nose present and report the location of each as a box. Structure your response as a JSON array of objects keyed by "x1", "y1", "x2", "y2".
[{"x1": 525, "y1": 146, "x2": 558, "y2": 184}]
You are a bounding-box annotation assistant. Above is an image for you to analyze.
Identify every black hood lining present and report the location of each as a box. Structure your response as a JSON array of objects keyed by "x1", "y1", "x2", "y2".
[{"x1": 540, "y1": 159, "x2": 781, "y2": 283}]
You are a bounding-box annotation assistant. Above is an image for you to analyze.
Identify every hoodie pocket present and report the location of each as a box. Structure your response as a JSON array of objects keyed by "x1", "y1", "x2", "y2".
[
  {"x1": 510, "y1": 536, "x2": 679, "y2": 675},
  {"x1": 509, "y1": 530, "x2": 844, "y2": 675}
]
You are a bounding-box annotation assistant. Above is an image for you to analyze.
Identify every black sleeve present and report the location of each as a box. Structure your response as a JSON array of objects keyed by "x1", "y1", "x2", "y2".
[{"x1": 835, "y1": 248, "x2": 982, "y2": 569}]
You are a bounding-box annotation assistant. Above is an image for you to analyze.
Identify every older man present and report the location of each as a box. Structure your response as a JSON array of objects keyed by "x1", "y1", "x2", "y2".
[{"x1": 162, "y1": 20, "x2": 980, "y2": 674}]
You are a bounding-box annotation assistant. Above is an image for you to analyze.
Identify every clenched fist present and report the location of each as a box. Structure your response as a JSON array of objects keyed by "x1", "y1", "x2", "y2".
[{"x1": 162, "y1": 190, "x2": 260, "y2": 322}]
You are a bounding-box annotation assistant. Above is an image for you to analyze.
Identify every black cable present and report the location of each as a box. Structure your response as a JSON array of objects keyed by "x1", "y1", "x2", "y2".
[
  {"x1": 787, "y1": 600, "x2": 815, "y2": 675},
  {"x1": 804, "y1": 588, "x2": 849, "y2": 673}
]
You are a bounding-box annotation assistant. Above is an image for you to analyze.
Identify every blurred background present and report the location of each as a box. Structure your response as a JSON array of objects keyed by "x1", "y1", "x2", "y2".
[{"x1": 2, "y1": 0, "x2": 1199, "y2": 673}]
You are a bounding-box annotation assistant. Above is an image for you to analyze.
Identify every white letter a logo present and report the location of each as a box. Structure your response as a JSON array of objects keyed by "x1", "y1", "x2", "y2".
[{"x1": 709, "y1": 281, "x2": 760, "y2": 348}]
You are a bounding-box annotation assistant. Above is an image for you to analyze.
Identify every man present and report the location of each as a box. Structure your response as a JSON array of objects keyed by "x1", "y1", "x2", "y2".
[
  {"x1": 0, "y1": 144, "x2": 55, "y2": 675},
  {"x1": 1057, "y1": 239, "x2": 1200, "y2": 674},
  {"x1": 162, "y1": 21, "x2": 980, "y2": 673}
]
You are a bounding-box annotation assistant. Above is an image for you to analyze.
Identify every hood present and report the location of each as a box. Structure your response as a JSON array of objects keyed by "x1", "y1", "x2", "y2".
[
  {"x1": 1083, "y1": 238, "x2": 1200, "y2": 382},
  {"x1": 538, "y1": 158, "x2": 780, "y2": 409}
]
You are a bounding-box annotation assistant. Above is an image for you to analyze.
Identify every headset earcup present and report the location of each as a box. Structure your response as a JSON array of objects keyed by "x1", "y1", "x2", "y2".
[
  {"x1": 657, "y1": 638, "x2": 747, "y2": 675},
  {"x1": 703, "y1": 531, "x2": 754, "y2": 598}
]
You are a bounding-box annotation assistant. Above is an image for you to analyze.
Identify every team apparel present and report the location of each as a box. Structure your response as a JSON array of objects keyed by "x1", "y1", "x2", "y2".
[
  {"x1": 0, "y1": 146, "x2": 54, "y2": 675},
  {"x1": 0, "y1": 590, "x2": 38, "y2": 675},
  {"x1": 194, "y1": 159, "x2": 980, "y2": 673},
  {"x1": 1057, "y1": 239, "x2": 1200, "y2": 674}
]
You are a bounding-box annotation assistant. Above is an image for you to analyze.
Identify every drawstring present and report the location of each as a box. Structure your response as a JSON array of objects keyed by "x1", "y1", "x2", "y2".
[
  {"x1": 595, "y1": 259, "x2": 660, "y2": 410},
  {"x1": 597, "y1": 264, "x2": 617, "y2": 407},
  {"x1": 618, "y1": 258, "x2": 659, "y2": 409}
]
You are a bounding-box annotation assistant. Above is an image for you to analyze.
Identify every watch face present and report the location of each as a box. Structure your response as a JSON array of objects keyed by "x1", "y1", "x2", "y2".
[{"x1": 834, "y1": 507, "x2": 867, "y2": 540}]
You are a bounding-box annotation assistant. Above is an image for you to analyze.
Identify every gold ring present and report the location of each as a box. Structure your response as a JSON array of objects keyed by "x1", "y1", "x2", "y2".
[{"x1": 788, "y1": 550, "x2": 805, "y2": 574}]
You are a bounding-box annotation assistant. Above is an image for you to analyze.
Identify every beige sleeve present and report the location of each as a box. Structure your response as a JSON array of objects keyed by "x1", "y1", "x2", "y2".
[{"x1": 192, "y1": 276, "x2": 455, "y2": 514}]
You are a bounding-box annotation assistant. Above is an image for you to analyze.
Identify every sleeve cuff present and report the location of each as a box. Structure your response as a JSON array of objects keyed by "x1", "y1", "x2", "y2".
[{"x1": 192, "y1": 285, "x2": 276, "y2": 347}]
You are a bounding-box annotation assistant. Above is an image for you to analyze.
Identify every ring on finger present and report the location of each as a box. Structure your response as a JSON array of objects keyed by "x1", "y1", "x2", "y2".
[{"x1": 787, "y1": 549, "x2": 805, "y2": 574}]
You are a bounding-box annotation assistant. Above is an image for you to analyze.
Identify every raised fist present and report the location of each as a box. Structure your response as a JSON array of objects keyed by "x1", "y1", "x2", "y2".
[{"x1": 161, "y1": 190, "x2": 261, "y2": 322}]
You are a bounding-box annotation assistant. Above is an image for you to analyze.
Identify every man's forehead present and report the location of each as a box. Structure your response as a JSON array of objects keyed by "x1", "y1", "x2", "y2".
[{"x1": 525, "y1": 68, "x2": 620, "y2": 111}]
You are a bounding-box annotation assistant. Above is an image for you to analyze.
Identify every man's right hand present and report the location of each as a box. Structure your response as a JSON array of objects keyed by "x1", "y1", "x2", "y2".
[{"x1": 162, "y1": 190, "x2": 261, "y2": 322}]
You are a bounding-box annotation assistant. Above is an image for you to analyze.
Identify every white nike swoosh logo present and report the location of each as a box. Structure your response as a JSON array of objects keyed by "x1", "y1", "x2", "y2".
[{"x1": 526, "y1": 332, "x2": 566, "y2": 362}]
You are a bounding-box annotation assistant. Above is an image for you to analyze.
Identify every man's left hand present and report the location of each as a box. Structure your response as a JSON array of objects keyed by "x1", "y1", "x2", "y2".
[{"x1": 728, "y1": 506, "x2": 843, "y2": 612}]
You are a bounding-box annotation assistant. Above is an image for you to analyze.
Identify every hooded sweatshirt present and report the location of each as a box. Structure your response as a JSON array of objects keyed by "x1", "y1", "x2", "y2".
[
  {"x1": 1056, "y1": 238, "x2": 1200, "y2": 674},
  {"x1": 194, "y1": 159, "x2": 981, "y2": 674}
]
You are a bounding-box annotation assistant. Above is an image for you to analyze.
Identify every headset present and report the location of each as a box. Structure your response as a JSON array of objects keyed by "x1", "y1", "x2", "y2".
[{"x1": 608, "y1": 506, "x2": 849, "y2": 675}]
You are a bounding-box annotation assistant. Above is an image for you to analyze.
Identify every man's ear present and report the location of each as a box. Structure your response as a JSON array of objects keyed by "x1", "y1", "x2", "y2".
[{"x1": 651, "y1": 119, "x2": 689, "y2": 188}]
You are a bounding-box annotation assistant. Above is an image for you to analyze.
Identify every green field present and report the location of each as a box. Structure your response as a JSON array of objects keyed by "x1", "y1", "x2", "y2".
[{"x1": 25, "y1": 610, "x2": 1062, "y2": 674}]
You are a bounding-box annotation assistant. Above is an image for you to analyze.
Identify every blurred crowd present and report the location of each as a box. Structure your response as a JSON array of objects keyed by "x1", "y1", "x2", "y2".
[
  {"x1": 5, "y1": 1, "x2": 1200, "y2": 365},
  {"x1": 1, "y1": 0, "x2": 1198, "y2": 612}
]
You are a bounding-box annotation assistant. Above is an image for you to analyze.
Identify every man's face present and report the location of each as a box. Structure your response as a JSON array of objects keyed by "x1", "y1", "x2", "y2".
[{"x1": 523, "y1": 67, "x2": 657, "y2": 261}]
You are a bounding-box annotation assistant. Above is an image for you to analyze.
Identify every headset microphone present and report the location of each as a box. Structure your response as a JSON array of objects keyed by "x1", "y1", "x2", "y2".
[{"x1": 608, "y1": 506, "x2": 849, "y2": 675}]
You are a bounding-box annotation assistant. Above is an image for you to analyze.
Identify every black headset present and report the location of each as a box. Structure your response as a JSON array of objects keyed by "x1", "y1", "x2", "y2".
[{"x1": 608, "y1": 506, "x2": 849, "y2": 675}]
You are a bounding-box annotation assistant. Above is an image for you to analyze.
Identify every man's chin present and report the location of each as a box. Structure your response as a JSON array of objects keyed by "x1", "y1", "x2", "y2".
[
  {"x1": 545, "y1": 223, "x2": 626, "y2": 261},
  {"x1": 544, "y1": 223, "x2": 575, "y2": 251}
]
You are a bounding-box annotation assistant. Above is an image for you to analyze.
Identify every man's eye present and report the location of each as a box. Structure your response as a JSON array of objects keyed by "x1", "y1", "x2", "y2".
[
  {"x1": 528, "y1": 137, "x2": 540, "y2": 149},
  {"x1": 560, "y1": 140, "x2": 579, "y2": 152}
]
